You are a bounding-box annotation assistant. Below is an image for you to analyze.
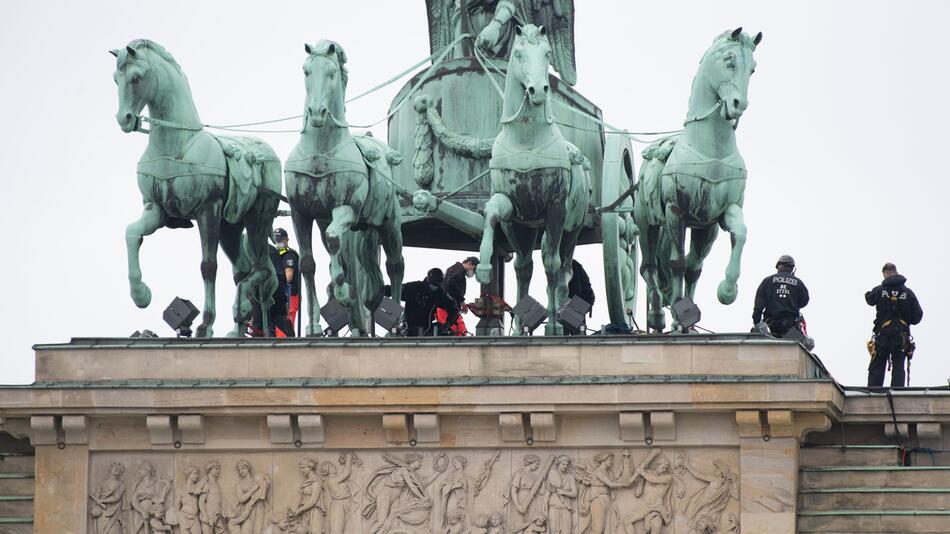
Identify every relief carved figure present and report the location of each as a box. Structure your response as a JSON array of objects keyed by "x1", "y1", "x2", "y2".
[
  {"x1": 619, "y1": 450, "x2": 676, "y2": 534},
  {"x1": 675, "y1": 452, "x2": 738, "y2": 532},
  {"x1": 178, "y1": 465, "x2": 205, "y2": 534},
  {"x1": 130, "y1": 460, "x2": 172, "y2": 534},
  {"x1": 544, "y1": 456, "x2": 576, "y2": 534},
  {"x1": 576, "y1": 451, "x2": 629, "y2": 534},
  {"x1": 723, "y1": 512, "x2": 740, "y2": 533},
  {"x1": 507, "y1": 454, "x2": 554, "y2": 526},
  {"x1": 467, "y1": 513, "x2": 490, "y2": 534},
  {"x1": 198, "y1": 462, "x2": 227, "y2": 534},
  {"x1": 287, "y1": 458, "x2": 326, "y2": 534},
  {"x1": 445, "y1": 509, "x2": 466, "y2": 534},
  {"x1": 435, "y1": 456, "x2": 476, "y2": 531},
  {"x1": 89, "y1": 461, "x2": 127, "y2": 534},
  {"x1": 486, "y1": 511, "x2": 506, "y2": 534},
  {"x1": 231, "y1": 459, "x2": 271, "y2": 534},
  {"x1": 198, "y1": 461, "x2": 226, "y2": 534},
  {"x1": 435, "y1": 452, "x2": 498, "y2": 532},
  {"x1": 363, "y1": 452, "x2": 444, "y2": 534},
  {"x1": 513, "y1": 514, "x2": 549, "y2": 534},
  {"x1": 322, "y1": 452, "x2": 362, "y2": 534}
]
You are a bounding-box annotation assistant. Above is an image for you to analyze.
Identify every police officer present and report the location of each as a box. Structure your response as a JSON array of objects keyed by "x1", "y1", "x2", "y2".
[
  {"x1": 865, "y1": 263, "x2": 923, "y2": 388},
  {"x1": 752, "y1": 255, "x2": 810, "y2": 337},
  {"x1": 250, "y1": 242, "x2": 296, "y2": 337},
  {"x1": 400, "y1": 268, "x2": 460, "y2": 336},
  {"x1": 273, "y1": 228, "x2": 301, "y2": 326}
]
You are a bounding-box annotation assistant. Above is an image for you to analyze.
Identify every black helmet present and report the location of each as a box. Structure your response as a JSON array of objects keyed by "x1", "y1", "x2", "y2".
[
  {"x1": 426, "y1": 268, "x2": 444, "y2": 286},
  {"x1": 776, "y1": 254, "x2": 795, "y2": 269},
  {"x1": 273, "y1": 228, "x2": 289, "y2": 242}
]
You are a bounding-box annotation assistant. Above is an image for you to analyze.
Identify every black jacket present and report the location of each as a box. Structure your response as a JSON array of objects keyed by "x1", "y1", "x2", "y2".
[
  {"x1": 443, "y1": 262, "x2": 468, "y2": 305},
  {"x1": 865, "y1": 274, "x2": 922, "y2": 333},
  {"x1": 752, "y1": 270, "x2": 809, "y2": 324},
  {"x1": 568, "y1": 260, "x2": 595, "y2": 307},
  {"x1": 401, "y1": 280, "x2": 459, "y2": 334}
]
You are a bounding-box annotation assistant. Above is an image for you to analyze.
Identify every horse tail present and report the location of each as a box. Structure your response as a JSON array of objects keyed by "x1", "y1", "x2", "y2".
[
  {"x1": 356, "y1": 228, "x2": 384, "y2": 312},
  {"x1": 655, "y1": 229, "x2": 675, "y2": 307}
]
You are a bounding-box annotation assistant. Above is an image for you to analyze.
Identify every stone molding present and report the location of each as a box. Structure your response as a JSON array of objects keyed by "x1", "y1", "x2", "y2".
[
  {"x1": 736, "y1": 410, "x2": 831, "y2": 441},
  {"x1": 146, "y1": 414, "x2": 174, "y2": 445}
]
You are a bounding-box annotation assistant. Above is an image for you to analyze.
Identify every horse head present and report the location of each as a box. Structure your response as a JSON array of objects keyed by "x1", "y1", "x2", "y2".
[
  {"x1": 302, "y1": 40, "x2": 348, "y2": 128},
  {"x1": 110, "y1": 41, "x2": 158, "y2": 133},
  {"x1": 699, "y1": 28, "x2": 762, "y2": 121},
  {"x1": 509, "y1": 25, "x2": 552, "y2": 107}
]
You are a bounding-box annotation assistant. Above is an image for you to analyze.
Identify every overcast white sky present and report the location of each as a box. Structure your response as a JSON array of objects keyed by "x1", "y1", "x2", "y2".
[{"x1": 1, "y1": 1, "x2": 948, "y2": 387}]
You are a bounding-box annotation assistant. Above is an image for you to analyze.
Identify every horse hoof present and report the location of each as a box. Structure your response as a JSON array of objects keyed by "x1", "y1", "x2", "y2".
[
  {"x1": 226, "y1": 325, "x2": 243, "y2": 338},
  {"x1": 717, "y1": 280, "x2": 738, "y2": 305},
  {"x1": 196, "y1": 324, "x2": 213, "y2": 338},
  {"x1": 131, "y1": 284, "x2": 152, "y2": 308},
  {"x1": 475, "y1": 265, "x2": 492, "y2": 284},
  {"x1": 306, "y1": 324, "x2": 325, "y2": 338}
]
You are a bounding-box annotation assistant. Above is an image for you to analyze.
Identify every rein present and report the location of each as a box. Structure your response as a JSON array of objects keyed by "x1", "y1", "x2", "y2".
[{"x1": 136, "y1": 115, "x2": 204, "y2": 133}]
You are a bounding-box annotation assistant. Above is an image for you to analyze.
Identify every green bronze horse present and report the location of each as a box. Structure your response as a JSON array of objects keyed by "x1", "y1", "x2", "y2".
[
  {"x1": 285, "y1": 40, "x2": 405, "y2": 336},
  {"x1": 633, "y1": 28, "x2": 762, "y2": 331},
  {"x1": 476, "y1": 25, "x2": 591, "y2": 335},
  {"x1": 112, "y1": 40, "x2": 282, "y2": 337}
]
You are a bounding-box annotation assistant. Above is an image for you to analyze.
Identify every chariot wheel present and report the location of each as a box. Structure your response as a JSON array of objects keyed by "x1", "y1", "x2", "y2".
[{"x1": 600, "y1": 134, "x2": 638, "y2": 328}]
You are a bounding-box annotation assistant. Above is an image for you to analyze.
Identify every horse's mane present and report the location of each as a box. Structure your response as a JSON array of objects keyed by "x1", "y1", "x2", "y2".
[
  {"x1": 701, "y1": 30, "x2": 757, "y2": 63},
  {"x1": 307, "y1": 39, "x2": 349, "y2": 92},
  {"x1": 120, "y1": 39, "x2": 184, "y2": 75},
  {"x1": 514, "y1": 24, "x2": 548, "y2": 46}
]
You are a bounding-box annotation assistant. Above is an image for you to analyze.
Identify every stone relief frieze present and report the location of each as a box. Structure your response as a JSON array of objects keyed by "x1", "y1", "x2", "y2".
[{"x1": 88, "y1": 448, "x2": 740, "y2": 534}]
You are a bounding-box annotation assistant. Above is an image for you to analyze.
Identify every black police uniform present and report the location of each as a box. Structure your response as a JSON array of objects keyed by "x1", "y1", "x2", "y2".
[
  {"x1": 565, "y1": 260, "x2": 596, "y2": 335},
  {"x1": 278, "y1": 247, "x2": 301, "y2": 296},
  {"x1": 752, "y1": 270, "x2": 810, "y2": 337},
  {"x1": 443, "y1": 262, "x2": 468, "y2": 307},
  {"x1": 251, "y1": 245, "x2": 296, "y2": 337},
  {"x1": 865, "y1": 274, "x2": 923, "y2": 388},
  {"x1": 400, "y1": 280, "x2": 459, "y2": 336}
]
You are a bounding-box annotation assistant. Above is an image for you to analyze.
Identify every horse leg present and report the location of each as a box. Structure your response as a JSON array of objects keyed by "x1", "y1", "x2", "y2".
[
  {"x1": 125, "y1": 202, "x2": 165, "y2": 308},
  {"x1": 476, "y1": 193, "x2": 514, "y2": 284},
  {"x1": 684, "y1": 225, "x2": 718, "y2": 303},
  {"x1": 353, "y1": 229, "x2": 381, "y2": 336},
  {"x1": 194, "y1": 202, "x2": 223, "y2": 337},
  {"x1": 663, "y1": 203, "x2": 688, "y2": 305},
  {"x1": 230, "y1": 223, "x2": 273, "y2": 337},
  {"x1": 542, "y1": 215, "x2": 566, "y2": 336},
  {"x1": 500, "y1": 222, "x2": 537, "y2": 335},
  {"x1": 637, "y1": 224, "x2": 666, "y2": 332},
  {"x1": 717, "y1": 203, "x2": 747, "y2": 305},
  {"x1": 380, "y1": 214, "x2": 405, "y2": 305},
  {"x1": 219, "y1": 222, "x2": 243, "y2": 283},
  {"x1": 292, "y1": 209, "x2": 323, "y2": 337},
  {"x1": 558, "y1": 227, "x2": 581, "y2": 305},
  {"x1": 326, "y1": 206, "x2": 357, "y2": 330}
]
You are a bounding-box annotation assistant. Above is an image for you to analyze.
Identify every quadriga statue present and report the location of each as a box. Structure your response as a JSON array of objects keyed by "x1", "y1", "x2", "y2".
[
  {"x1": 285, "y1": 40, "x2": 405, "y2": 336},
  {"x1": 111, "y1": 40, "x2": 283, "y2": 337},
  {"x1": 633, "y1": 28, "x2": 762, "y2": 332}
]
